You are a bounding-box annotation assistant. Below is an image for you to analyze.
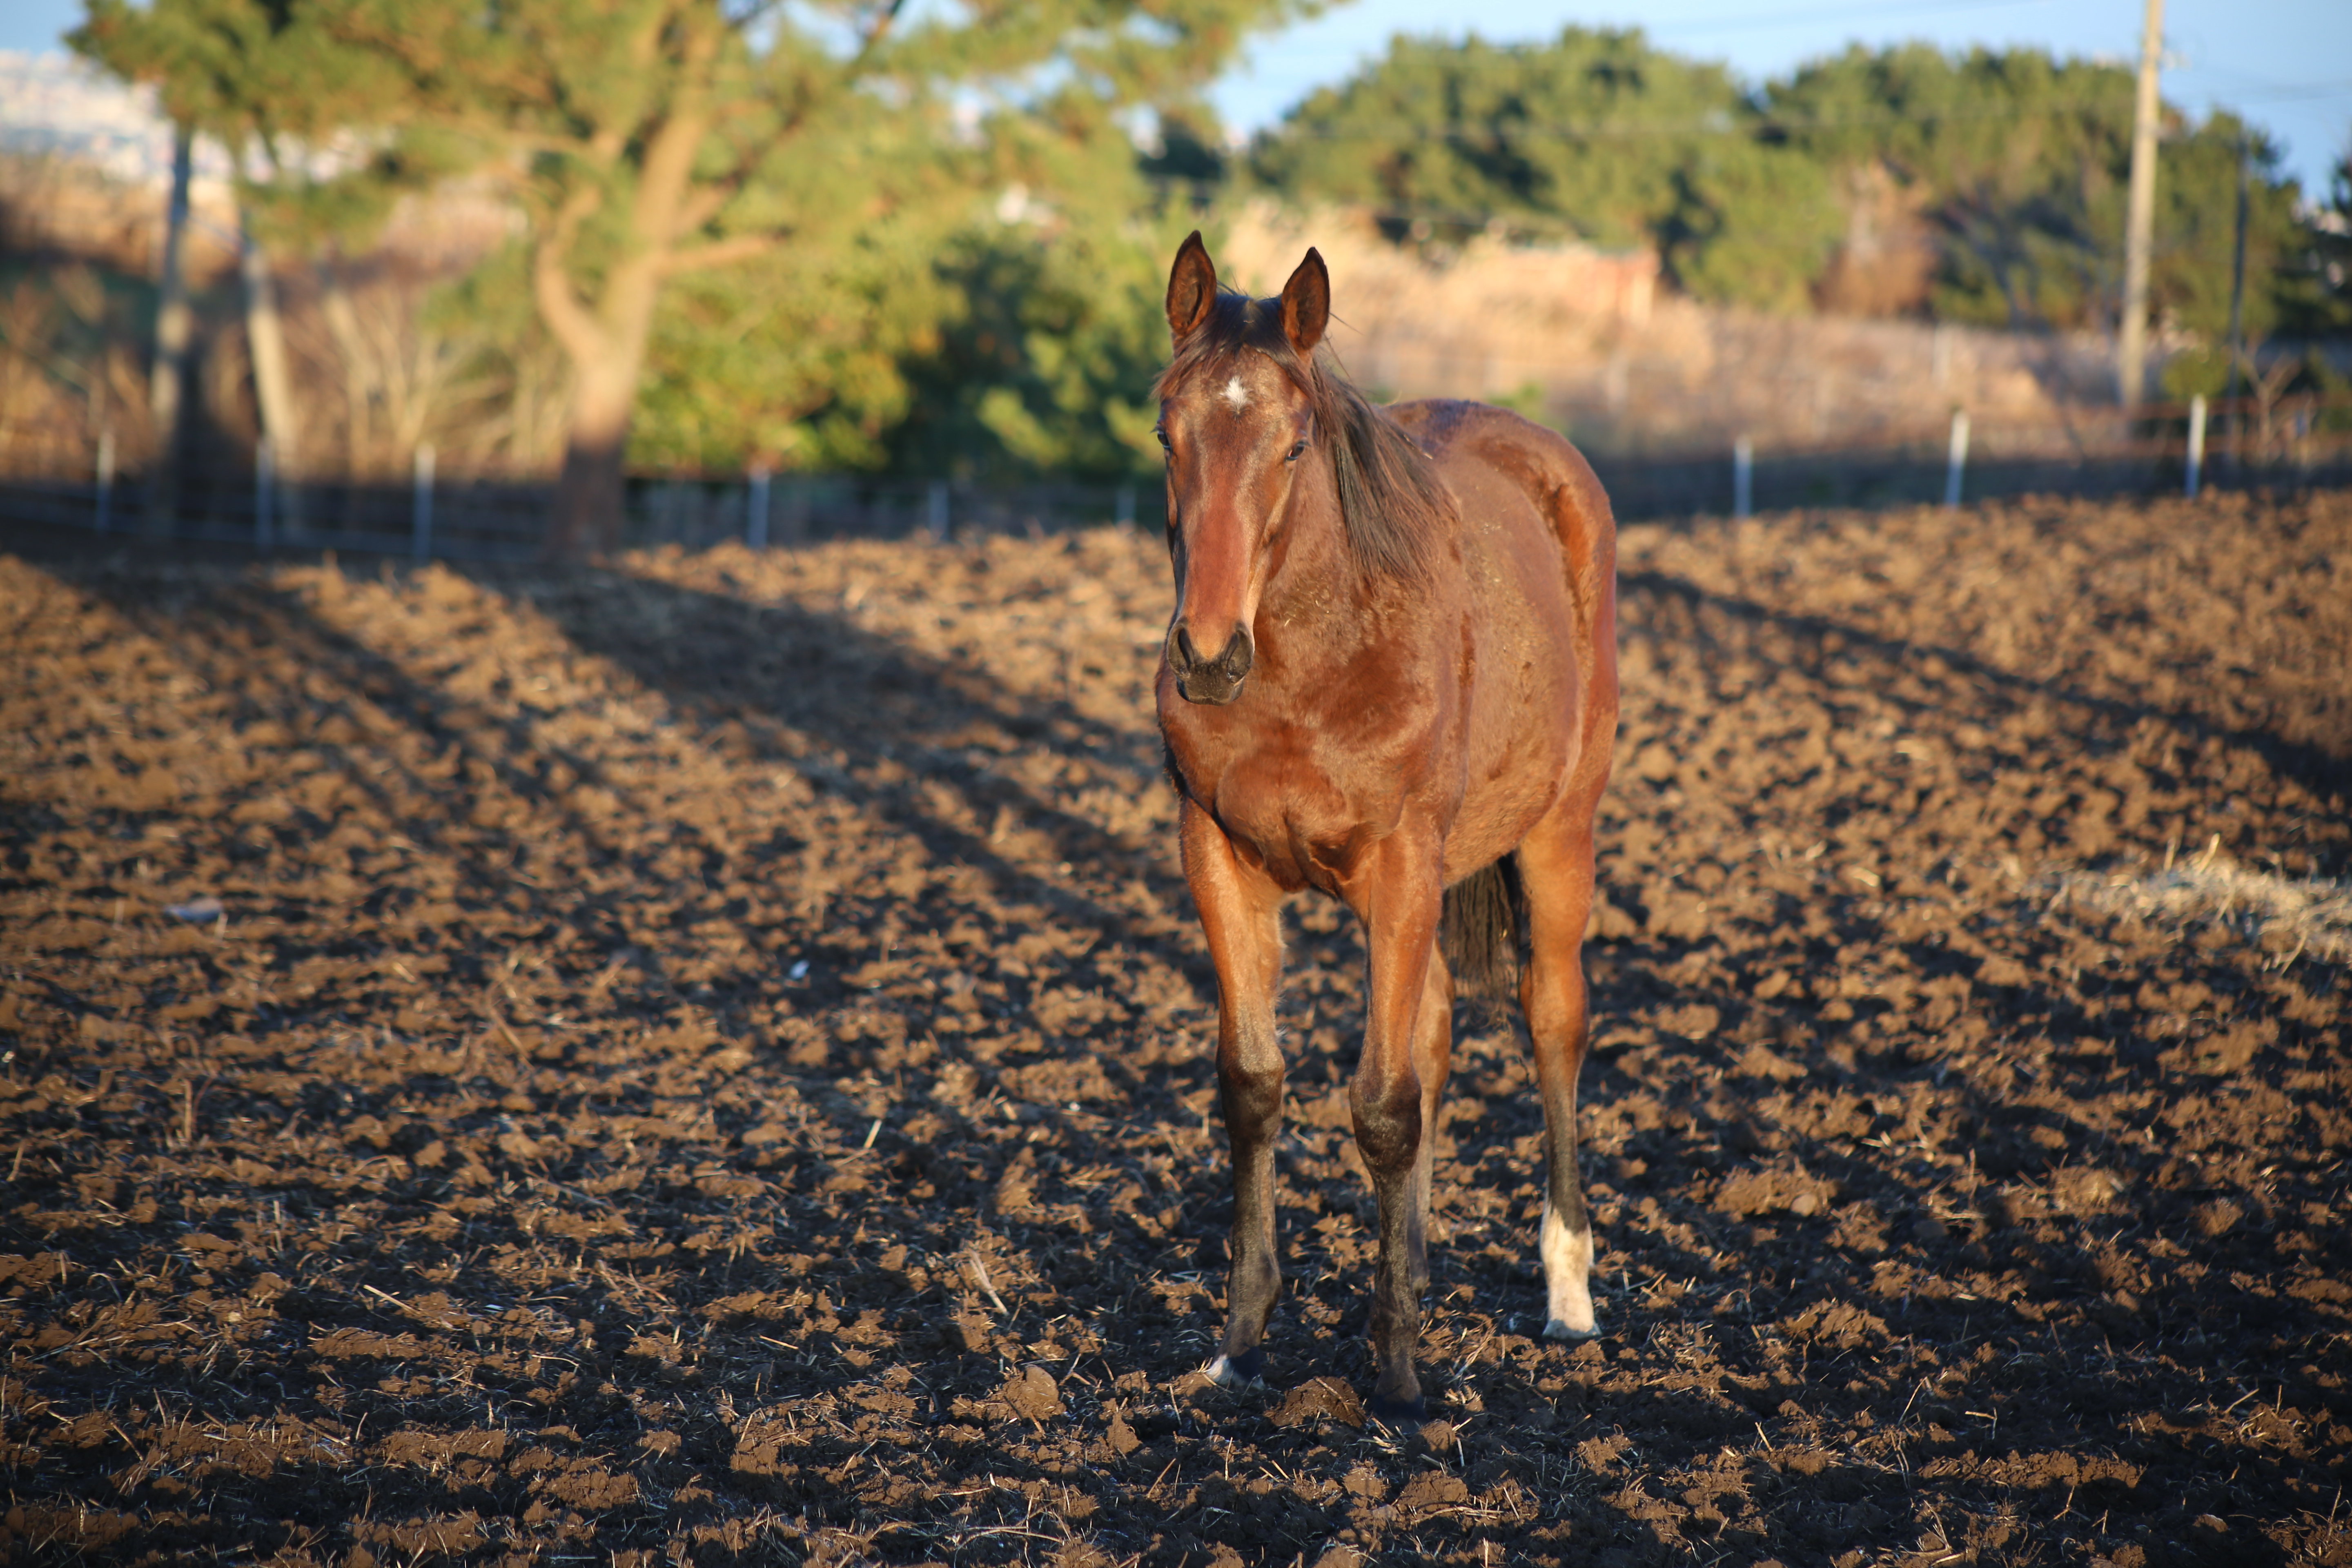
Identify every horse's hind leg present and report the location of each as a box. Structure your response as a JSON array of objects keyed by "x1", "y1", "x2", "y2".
[
  {"x1": 1180, "y1": 801, "x2": 1288, "y2": 1387},
  {"x1": 1404, "y1": 951, "x2": 1455, "y2": 1303},
  {"x1": 1515, "y1": 793, "x2": 1604, "y2": 1339}
]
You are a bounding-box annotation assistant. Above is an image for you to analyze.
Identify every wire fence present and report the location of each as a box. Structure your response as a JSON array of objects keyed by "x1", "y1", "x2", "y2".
[
  {"x1": 1591, "y1": 394, "x2": 2352, "y2": 520},
  {"x1": 2, "y1": 395, "x2": 2347, "y2": 562},
  {"x1": 0, "y1": 468, "x2": 1165, "y2": 562}
]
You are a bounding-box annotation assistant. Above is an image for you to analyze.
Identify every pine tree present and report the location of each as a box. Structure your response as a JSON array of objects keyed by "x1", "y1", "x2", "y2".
[
  {"x1": 81, "y1": 0, "x2": 1301, "y2": 556},
  {"x1": 77, "y1": 0, "x2": 401, "y2": 514}
]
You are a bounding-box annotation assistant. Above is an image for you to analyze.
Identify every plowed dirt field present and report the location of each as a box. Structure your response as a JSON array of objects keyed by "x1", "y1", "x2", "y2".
[{"x1": 2, "y1": 489, "x2": 2348, "y2": 1568}]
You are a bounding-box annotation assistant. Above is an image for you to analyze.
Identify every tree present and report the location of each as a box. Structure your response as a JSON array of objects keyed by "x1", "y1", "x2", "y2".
[
  {"x1": 1766, "y1": 45, "x2": 2138, "y2": 328},
  {"x1": 885, "y1": 207, "x2": 1199, "y2": 483},
  {"x1": 76, "y1": 0, "x2": 403, "y2": 510},
  {"x1": 1252, "y1": 29, "x2": 1726, "y2": 246},
  {"x1": 82, "y1": 0, "x2": 1302, "y2": 556},
  {"x1": 2283, "y1": 138, "x2": 2352, "y2": 336},
  {"x1": 1767, "y1": 46, "x2": 2316, "y2": 336},
  {"x1": 1246, "y1": 33, "x2": 2339, "y2": 336},
  {"x1": 1664, "y1": 134, "x2": 1837, "y2": 314},
  {"x1": 1246, "y1": 28, "x2": 1840, "y2": 309}
]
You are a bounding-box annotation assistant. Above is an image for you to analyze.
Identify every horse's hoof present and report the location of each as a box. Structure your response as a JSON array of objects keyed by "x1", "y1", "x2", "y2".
[
  {"x1": 1365, "y1": 1391, "x2": 1427, "y2": 1428},
  {"x1": 1543, "y1": 1315, "x2": 1600, "y2": 1342},
  {"x1": 1205, "y1": 1350, "x2": 1266, "y2": 1390}
]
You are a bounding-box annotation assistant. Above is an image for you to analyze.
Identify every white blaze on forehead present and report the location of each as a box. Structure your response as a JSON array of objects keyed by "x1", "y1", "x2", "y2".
[{"x1": 1222, "y1": 375, "x2": 1249, "y2": 411}]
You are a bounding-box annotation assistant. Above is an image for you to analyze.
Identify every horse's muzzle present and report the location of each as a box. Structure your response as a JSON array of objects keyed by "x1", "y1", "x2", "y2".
[{"x1": 1167, "y1": 623, "x2": 1254, "y2": 705}]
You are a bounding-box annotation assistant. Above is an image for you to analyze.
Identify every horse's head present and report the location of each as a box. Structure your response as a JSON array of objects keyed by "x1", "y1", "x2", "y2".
[{"x1": 1154, "y1": 232, "x2": 1332, "y2": 706}]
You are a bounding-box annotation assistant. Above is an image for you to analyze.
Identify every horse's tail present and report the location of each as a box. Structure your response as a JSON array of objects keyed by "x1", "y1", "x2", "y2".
[{"x1": 1441, "y1": 855, "x2": 1526, "y2": 1001}]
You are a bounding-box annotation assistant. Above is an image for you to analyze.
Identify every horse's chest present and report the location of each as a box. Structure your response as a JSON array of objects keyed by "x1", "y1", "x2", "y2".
[
  {"x1": 1165, "y1": 717, "x2": 1410, "y2": 893},
  {"x1": 1160, "y1": 633, "x2": 1451, "y2": 891},
  {"x1": 1211, "y1": 755, "x2": 1370, "y2": 891}
]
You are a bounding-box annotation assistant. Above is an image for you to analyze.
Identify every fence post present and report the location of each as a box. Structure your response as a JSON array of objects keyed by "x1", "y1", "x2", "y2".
[
  {"x1": 927, "y1": 479, "x2": 949, "y2": 542},
  {"x1": 747, "y1": 467, "x2": 771, "y2": 549},
  {"x1": 95, "y1": 428, "x2": 115, "y2": 535},
  {"x1": 411, "y1": 444, "x2": 435, "y2": 564},
  {"x1": 1732, "y1": 435, "x2": 1753, "y2": 519},
  {"x1": 2185, "y1": 394, "x2": 2207, "y2": 498},
  {"x1": 1943, "y1": 409, "x2": 1971, "y2": 510},
  {"x1": 782, "y1": 477, "x2": 808, "y2": 545},
  {"x1": 255, "y1": 434, "x2": 275, "y2": 550},
  {"x1": 1115, "y1": 483, "x2": 1136, "y2": 531}
]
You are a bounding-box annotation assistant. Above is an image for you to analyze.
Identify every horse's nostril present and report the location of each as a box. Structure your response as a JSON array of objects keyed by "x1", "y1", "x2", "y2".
[
  {"x1": 1222, "y1": 630, "x2": 1254, "y2": 679},
  {"x1": 1168, "y1": 624, "x2": 1251, "y2": 697}
]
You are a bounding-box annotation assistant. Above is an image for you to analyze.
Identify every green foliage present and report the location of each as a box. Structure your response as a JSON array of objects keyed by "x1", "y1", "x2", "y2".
[
  {"x1": 2160, "y1": 346, "x2": 2230, "y2": 401},
  {"x1": 65, "y1": 2, "x2": 2348, "y2": 488},
  {"x1": 1245, "y1": 29, "x2": 1839, "y2": 308},
  {"x1": 74, "y1": 0, "x2": 393, "y2": 147},
  {"x1": 1768, "y1": 47, "x2": 2317, "y2": 336},
  {"x1": 74, "y1": 0, "x2": 1304, "y2": 523},
  {"x1": 622, "y1": 0, "x2": 1277, "y2": 478},
  {"x1": 2277, "y1": 146, "x2": 2352, "y2": 337},
  {"x1": 630, "y1": 213, "x2": 962, "y2": 474},
  {"x1": 885, "y1": 209, "x2": 1203, "y2": 482},
  {"x1": 2147, "y1": 118, "x2": 2301, "y2": 341},
  {"x1": 72, "y1": 0, "x2": 422, "y2": 248},
  {"x1": 1250, "y1": 32, "x2": 2340, "y2": 336},
  {"x1": 613, "y1": 49, "x2": 975, "y2": 474},
  {"x1": 625, "y1": 6, "x2": 1261, "y2": 478},
  {"x1": 1767, "y1": 45, "x2": 2128, "y2": 327},
  {"x1": 1666, "y1": 135, "x2": 1839, "y2": 313},
  {"x1": 1140, "y1": 107, "x2": 1230, "y2": 196},
  {"x1": 1252, "y1": 30, "x2": 1729, "y2": 245}
]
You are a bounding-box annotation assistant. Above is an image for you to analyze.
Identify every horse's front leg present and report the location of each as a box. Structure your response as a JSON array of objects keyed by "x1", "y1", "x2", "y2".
[
  {"x1": 1344, "y1": 830, "x2": 1445, "y2": 1423},
  {"x1": 1180, "y1": 800, "x2": 1287, "y2": 1388}
]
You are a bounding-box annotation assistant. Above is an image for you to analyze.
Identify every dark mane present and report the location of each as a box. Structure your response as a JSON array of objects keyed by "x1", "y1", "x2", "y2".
[{"x1": 1154, "y1": 288, "x2": 1453, "y2": 579}]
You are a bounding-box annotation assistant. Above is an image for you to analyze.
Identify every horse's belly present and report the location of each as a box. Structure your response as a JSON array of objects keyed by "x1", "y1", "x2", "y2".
[
  {"x1": 1446, "y1": 536, "x2": 1584, "y2": 875},
  {"x1": 1444, "y1": 732, "x2": 1571, "y2": 880}
]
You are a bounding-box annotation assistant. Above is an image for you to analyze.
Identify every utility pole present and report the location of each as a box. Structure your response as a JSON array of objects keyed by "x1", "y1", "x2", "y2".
[{"x1": 2116, "y1": 0, "x2": 2165, "y2": 410}]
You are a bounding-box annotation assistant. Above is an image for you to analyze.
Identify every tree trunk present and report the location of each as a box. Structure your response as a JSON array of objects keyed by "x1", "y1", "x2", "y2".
[
  {"x1": 240, "y1": 207, "x2": 302, "y2": 529},
  {"x1": 316, "y1": 254, "x2": 374, "y2": 473},
  {"x1": 145, "y1": 125, "x2": 194, "y2": 539},
  {"x1": 534, "y1": 35, "x2": 717, "y2": 561},
  {"x1": 541, "y1": 240, "x2": 666, "y2": 559},
  {"x1": 547, "y1": 356, "x2": 640, "y2": 557},
  {"x1": 314, "y1": 254, "x2": 377, "y2": 530}
]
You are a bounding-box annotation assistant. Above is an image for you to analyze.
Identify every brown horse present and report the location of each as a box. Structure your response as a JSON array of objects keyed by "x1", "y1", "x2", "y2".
[{"x1": 1153, "y1": 232, "x2": 1619, "y2": 1421}]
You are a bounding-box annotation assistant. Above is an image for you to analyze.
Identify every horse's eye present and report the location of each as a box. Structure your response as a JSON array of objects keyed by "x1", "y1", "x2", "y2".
[
  {"x1": 1285, "y1": 440, "x2": 1308, "y2": 462},
  {"x1": 1155, "y1": 428, "x2": 1172, "y2": 452}
]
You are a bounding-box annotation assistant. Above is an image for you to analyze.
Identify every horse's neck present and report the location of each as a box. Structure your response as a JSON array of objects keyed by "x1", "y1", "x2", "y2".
[{"x1": 1256, "y1": 491, "x2": 1395, "y2": 683}]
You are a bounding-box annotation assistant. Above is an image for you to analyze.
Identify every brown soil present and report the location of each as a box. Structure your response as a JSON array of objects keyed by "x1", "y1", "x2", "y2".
[{"x1": 2, "y1": 489, "x2": 2348, "y2": 1568}]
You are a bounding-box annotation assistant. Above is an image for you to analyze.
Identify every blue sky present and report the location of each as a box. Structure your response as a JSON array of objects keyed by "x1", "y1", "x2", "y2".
[{"x1": 7, "y1": 0, "x2": 2347, "y2": 196}]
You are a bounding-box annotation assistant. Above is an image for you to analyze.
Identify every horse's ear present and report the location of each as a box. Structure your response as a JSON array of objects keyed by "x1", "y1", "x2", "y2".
[
  {"x1": 1281, "y1": 247, "x2": 1329, "y2": 356},
  {"x1": 1167, "y1": 231, "x2": 1217, "y2": 342}
]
